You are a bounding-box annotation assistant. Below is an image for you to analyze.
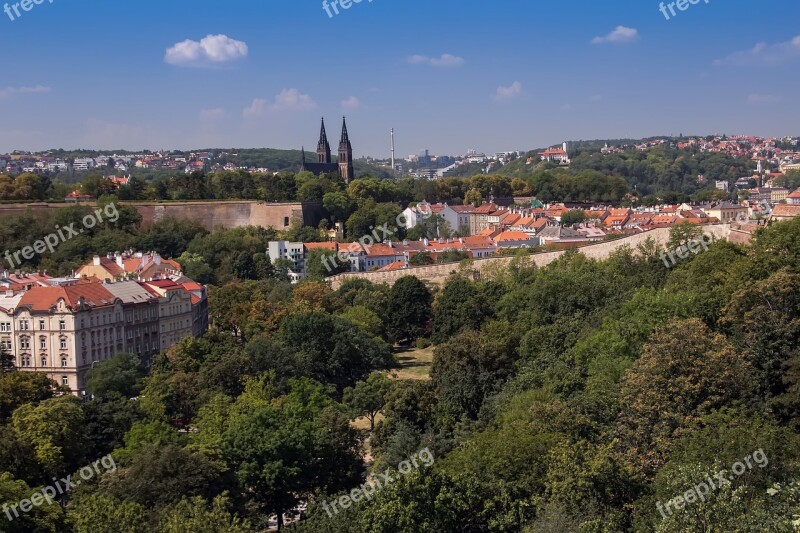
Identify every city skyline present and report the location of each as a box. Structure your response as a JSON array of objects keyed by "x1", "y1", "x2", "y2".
[{"x1": 0, "y1": 0, "x2": 798, "y2": 157}]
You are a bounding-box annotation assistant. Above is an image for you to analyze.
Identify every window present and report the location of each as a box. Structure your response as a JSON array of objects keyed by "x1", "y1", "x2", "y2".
[
  {"x1": 60, "y1": 338, "x2": 67, "y2": 350},
  {"x1": 0, "y1": 323, "x2": 9, "y2": 332},
  {"x1": 19, "y1": 320, "x2": 29, "y2": 331},
  {"x1": 40, "y1": 337, "x2": 46, "y2": 350},
  {"x1": 61, "y1": 356, "x2": 68, "y2": 367},
  {"x1": 61, "y1": 376, "x2": 68, "y2": 386},
  {"x1": 20, "y1": 337, "x2": 29, "y2": 350},
  {"x1": 41, "y1": 356, "x2": 47, "y2": 367},
  {"x1": 21, "y1": 356, "x2": 31, "y2": 367},
  {"x1": 59, "y1": 320, "x2": 65, "y2": 331},
  {"x1": 39, "y1": 320, "x2": 45, "y2": 330}
]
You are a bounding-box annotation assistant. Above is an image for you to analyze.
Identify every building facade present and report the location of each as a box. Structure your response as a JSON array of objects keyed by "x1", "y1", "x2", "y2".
[{"x1": 0, "y1": 276, "x2": 208, "y2": 394}]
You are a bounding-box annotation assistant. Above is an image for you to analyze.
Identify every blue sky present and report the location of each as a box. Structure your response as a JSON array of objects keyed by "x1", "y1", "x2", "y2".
[{"x1": 0, "y1": 0, "x2": 798, "y2": 157}]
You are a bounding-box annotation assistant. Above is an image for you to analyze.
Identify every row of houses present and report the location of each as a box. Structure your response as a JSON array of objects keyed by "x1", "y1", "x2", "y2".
[
  {"x1": 0, "y1": 253, "x2": 208, "y2": 394},
  {"x1": 273, "y1": 189, "x2": 800, "y2": 281}
]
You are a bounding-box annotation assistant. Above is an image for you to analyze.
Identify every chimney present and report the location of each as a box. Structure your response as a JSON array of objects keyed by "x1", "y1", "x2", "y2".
[
  {"x1": 93, "y1": 256, "x2": 101, "y2": 266},
  {"x1": 115, "y1": 252, "x2": 124, "y2": 268},
  {"x1": 423, "y1": 238, "x2": 429, "y2": 246}
]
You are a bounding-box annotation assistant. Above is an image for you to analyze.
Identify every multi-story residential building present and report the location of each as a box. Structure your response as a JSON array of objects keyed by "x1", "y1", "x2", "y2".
[
  {"x1": 102, "y1": 281, "x2": 161, "y2": 367},
  {"x1": 703, "y1": 202, "x2": 749, "y2": 223},
  {"x1": 72, "y1": 158, "x2": 96, "y2": 171},
  {"x1": 787, "y1": 188, "x2": 800, "y2": 205},
  {"x1": 267, "y1": 241, "x2": 307, "y2": 282},
  {"x1": 771, "y1": 188, "x2": 790, "y2": 203},
  {"x1": 440, "y1": 205, "x2": 475, "y2": 236},
  {"x1": 143, "y1": 280, "x2": 195, "y2": 352},
  {"x1": 5, "y1": 283, "x2": 124, "y2": 392},
  {"x1": 0, "y1": 274, "x2": 208, "y2": 394}
]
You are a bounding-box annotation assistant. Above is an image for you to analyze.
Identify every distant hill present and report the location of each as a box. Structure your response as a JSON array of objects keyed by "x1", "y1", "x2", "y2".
[{"x1": 202, "y1": 148, "x2": 398, "y2": 178}]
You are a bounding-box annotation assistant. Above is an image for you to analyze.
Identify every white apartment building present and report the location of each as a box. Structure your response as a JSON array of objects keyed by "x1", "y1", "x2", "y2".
[{"x1": 267, "y1": 241, "x2": 306, "y2": 282}]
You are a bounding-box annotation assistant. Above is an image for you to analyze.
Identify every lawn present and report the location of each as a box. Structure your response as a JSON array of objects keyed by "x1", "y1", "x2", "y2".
[{"x1": 391, "y1": 346, "x2": 434, "y2": 381}]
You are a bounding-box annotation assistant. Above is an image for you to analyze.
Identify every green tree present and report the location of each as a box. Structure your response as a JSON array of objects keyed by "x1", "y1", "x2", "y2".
[
  {"x1": 11, "y1": 395, "x2": 87, "y2": 476},
  {"x1": 276, "y1": 312, "x2": 393, "y2": 391},
  {"x1": 0, "y1": 472, "x2": 64, "y2": 532},
  {"x1": 666, "y1": 220, "x2": 704, "y2": 251},
  {"x1": 561, "y1": 209, "x2": 586, "y2": 226},
  {"x1": 85, "y1": 353, "x2": 145, "y2": 399},
  {"x1": 223, "y1": 379, "x2": 362, "y2": 530},
  {"x1": 104, "y1": 445, "x2": 225, "y2": 509},
  {"x1": 67, "y1": 494, "x2": 149, "y2": 533},
  {"x1": 386, "y1": 276, "x2": 432, "y2": 343},
  {"x1": 306, "y1": 248, "x2": 349, "y2": 280},
  {"x1": 0, "y1": 372, "x2": 61, "y2": 422},
  {"x1": 616, "y1": 319, "x2": 755, "y2": 476},
  {"x1": 158, "y1": 494, "x2": 252, "y2": 533},
  {"x1": 431, "y1": 277, "x2": 489, "y2": 344},
  {"x1": 343, "y1": 372, "x2": 393, "y2": 432}
]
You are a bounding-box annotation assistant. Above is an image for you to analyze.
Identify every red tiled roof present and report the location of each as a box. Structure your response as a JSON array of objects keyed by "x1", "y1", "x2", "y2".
[
  {"x1": 145, "y1": 279, "x2": 182, "y2": 289},
  {"x1": 494, "y1": 231, "x2": 533, "y2": 243},
  {"x1": 378, "y1": 261, "x2": 407, "y2": 272},
  {"x1": 304, "y1": 242, "x2": 337, "y2": 252},
  {"x1": 771, "y1": 205, "x2": 800, "y2": 218},
  {"x1": 19, "y1": 284, "x2": 116, "y2": 312}
]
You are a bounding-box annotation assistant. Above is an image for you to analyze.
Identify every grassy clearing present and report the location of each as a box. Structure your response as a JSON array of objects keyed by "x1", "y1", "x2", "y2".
[{"x1": 391, "y1": 346, "x2": 434, "y2": 381}]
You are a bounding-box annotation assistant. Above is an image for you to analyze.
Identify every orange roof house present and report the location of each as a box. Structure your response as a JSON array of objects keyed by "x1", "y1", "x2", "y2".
[{"x1": 77, "y1": 252, "x2": 182, "y2": 281}]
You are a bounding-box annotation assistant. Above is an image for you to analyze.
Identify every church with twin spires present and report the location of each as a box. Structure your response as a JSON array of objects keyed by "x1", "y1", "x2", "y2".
[{"x1": 300, "y1": 117, "x2": 355, "y2": 184}]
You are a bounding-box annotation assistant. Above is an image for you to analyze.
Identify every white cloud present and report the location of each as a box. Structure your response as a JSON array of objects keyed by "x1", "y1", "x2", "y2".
[
  {"x1": 592, "y1": 26, "x2": 639, "y2": 45},
  {"x1": 243, "y1": 89, "x2": 317, "y2": 118},
  {"x1": 715, "y1": 36, "x2": 800, "y2": 67},
  {"x1": 494, "y1": 81, "x2": 523, "y2": 101},
  {"x1": 341, "y1": 96, "x2": 363, "y2": 111},
  {"x1": 407, "y1": 53, "x2": 465, "y2": 68},
  {"x1": 271, "y1": 88, "x2": 317, "y2": 111},
  {"x1": 0, "y1": 85, "x2": 52, "y2": 98},
  {"x1": 165, "y1": 34, "x2": 248, "y2": 67},
  {"x1": 243, "y1": 99, "x2": 268, "y2": 118},
  {"x1": 747, "y1": 93, "x2": 782, "y2": 104}
]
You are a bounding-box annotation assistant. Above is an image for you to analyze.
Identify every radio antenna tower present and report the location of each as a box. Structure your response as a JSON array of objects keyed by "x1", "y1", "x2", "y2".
[{"x1": 390, "y1": 128, "x2": 396, "y2": 170}]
